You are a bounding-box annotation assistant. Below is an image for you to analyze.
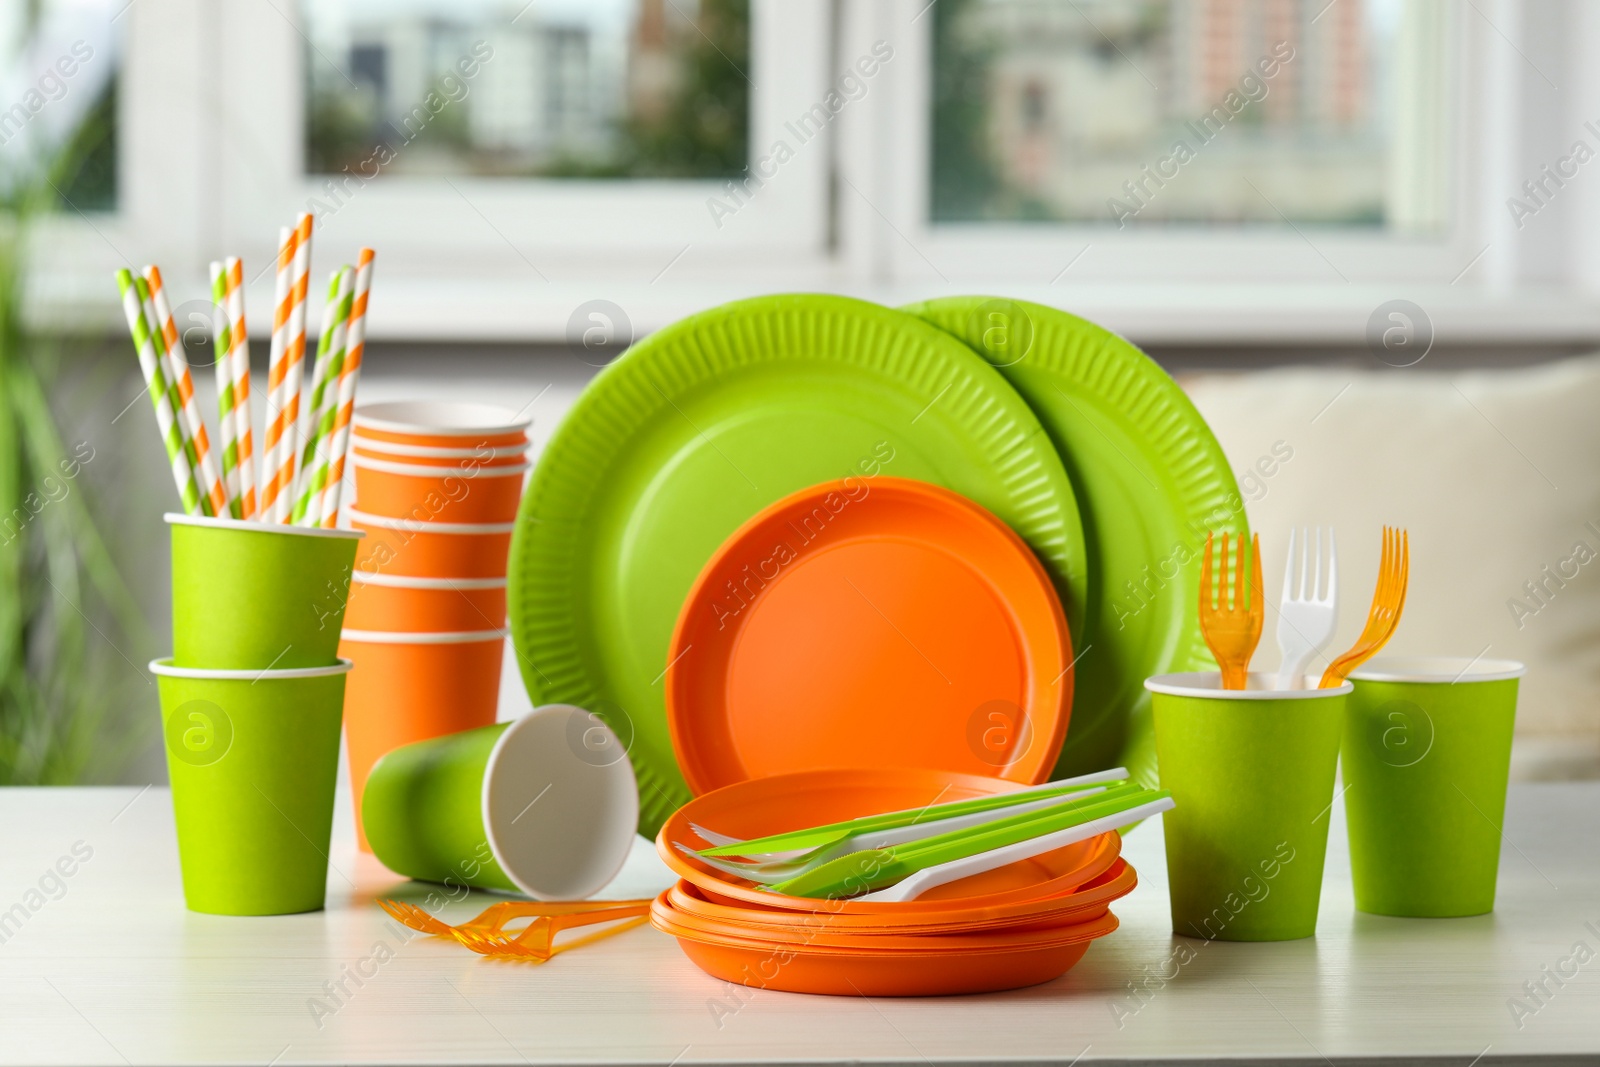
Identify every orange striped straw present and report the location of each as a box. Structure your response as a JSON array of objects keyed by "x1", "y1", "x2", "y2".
[
  {"x1": 145, "y1": 265, "x2": 227, "y2": 518},
  {"x1": 269, "y1": 212, "x2": 314, "y2": 523},
  {"x1": 224, "y1": 258, "x2": 257, "y2": 520},
  {"x1": 260, "y1": 226, "x2": 299, "y2": 522},
  {"x1": 319, "y1": 247, "x2": 374, "y2": 527}
]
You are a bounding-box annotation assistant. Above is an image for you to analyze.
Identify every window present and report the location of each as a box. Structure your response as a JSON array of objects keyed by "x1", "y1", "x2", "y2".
[
  {"x1": 19, "y1": 0, "x2": 1600, "y2": 344},
  {"x1": 304, "y1": 0, "x2": 750, "y2": 181},
  {"x1": 0, "y1": 0, "x2": 118, "y2": 211},
  {"x1": 930, "y1": 0, "x2": 1449, "y2": 231}
]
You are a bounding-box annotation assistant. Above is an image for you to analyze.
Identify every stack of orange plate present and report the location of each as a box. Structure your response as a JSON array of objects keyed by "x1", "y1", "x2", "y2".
[{"x1": 653, "y1": 768, "x2": 1138, "y2": 996}]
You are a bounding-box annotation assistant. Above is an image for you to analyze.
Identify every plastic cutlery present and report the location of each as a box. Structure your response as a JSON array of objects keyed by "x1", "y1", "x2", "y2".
[
  {"x1": 452, "y1": 902, "x2": 651, "y2": 960},
  {"x1": 766, "y1": 786, "x2": 1170, "y2": 899},
  {"x1": 676, "y1": 786, "x2": 1118, "y2": 885},
  {"x1": 378, "y1": 898, "x2": 653, "y2": 939},
  {"x1": 1199, "y1": 531, "x2": 1263, "y2": 690},
  {"x1": 1275, "y1": 526, "x2": 1338, "y2": 689},
  {"x1": 1319, "y1": 527, "x2": 1409, "y2": 688},
  {"x1": 857, "y1": 795, "x2": 1175, "y2": 902},
  {"x1": 694, "y1": 767, "x2": 1130, "y2": 856}
]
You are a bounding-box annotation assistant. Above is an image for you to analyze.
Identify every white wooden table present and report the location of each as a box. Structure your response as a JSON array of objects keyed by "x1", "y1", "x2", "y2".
[{"x1": 1, "y1": 783, "x2": 1595, "y2": 1065}]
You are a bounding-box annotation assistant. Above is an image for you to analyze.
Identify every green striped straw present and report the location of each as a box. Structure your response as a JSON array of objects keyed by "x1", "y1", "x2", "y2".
[
  {"x1": 134, "y1": 277, "x2": 208, "y2": 515},
  {"x1": 208, "y1": 262, "x2": 243, "y2": 518},
  {"x1": 292, "y1": 266, "x2": 353, "y2": 525},
  {"x1": 115, "y1": 270, "x2": 202, "y2": 515}
]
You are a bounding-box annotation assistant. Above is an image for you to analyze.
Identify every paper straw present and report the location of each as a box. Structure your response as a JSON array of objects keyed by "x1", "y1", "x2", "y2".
[
  {"x1": 207, "y1": 262, "x2": 242, "y2": 518},
  {"x1": 296, "y1": 268, "x2": 338, "y2": 469},
  {"x1": 319, "y1": 248, "x2": 373, "y2": 528},
  {"x1": 260, "y1": 226, "x2": 298, "y2": 522},
  {"x1": 115, "y1": 270, "x2": 202, "y2": 515},
  {"x1": 293, "y1": 266, "x2": 353, "y2": 525},
  {"x1": 269, "y1": 212, "x2": 314, "y2": 523},
  {"x1": 136, "y1": 275, "x2": 207, "y2": 516},
  {"x1": 223, "y1": 258, "x2": 257, "y2": 520},
  {"x1": 145, "y1": 265, "x2": 226, "y2": 519}
]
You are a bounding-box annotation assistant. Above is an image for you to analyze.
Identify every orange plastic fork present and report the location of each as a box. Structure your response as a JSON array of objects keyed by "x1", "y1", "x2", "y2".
[
  {"x1": 377, "y1": 897, "x2": 652, "y2": 940},
  {"x1": 452, "y1": 903, "x2": 651, "y2": 961},
  {"x1": 1198, "y1": 531, "x2": 1263, "y2": 690},
  {"x1": 1318, "y1": 527, "x2": 1409, "y2": 688}
]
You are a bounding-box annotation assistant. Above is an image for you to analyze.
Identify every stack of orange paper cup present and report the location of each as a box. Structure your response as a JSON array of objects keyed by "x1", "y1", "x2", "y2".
[{"x1": 338, "y1": 400, "x2": 531, "y2": 850}]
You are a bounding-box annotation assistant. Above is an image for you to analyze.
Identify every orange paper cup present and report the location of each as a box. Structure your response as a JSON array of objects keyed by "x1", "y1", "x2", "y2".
[
  {"x1": 352, "y1": 438, "x2": 529, "y2": 468},
  {"x1": 338, "y1": 628, "x2": 507, "y2": 851},
  {"x1": 344, "y1": 572, "x2": 507, "y2": 633},
  {"x1": 352, "y1": 454, "x2": 529, "y2": 525},
  {"x1": 353, "y1": 400, "x2": 530, "y2": 450},
  {"x1": 350, "y1": 510, "x2": 515, "y2": 580}
]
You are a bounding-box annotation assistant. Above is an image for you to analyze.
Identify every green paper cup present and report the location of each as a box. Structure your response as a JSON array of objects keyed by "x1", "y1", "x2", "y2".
[
  {"x1": 1344, "y1": 656, "x2": 1525, "y2": 917},
  {"x1": 168, "y1": 514, "x2": 363, "y2": 669},
  {"x1": 1147, "y1": 671, "x2": 1350, "y2": 941},
  {"x1": 151, "y1": 657, "x2": 351, "y2": 915},
  {"x1": 363, "y1": 704, "x2": 639, "y2": 899}
]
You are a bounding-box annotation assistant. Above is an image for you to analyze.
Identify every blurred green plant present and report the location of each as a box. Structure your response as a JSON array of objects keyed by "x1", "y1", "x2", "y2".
[{"x1": 0, "y1": 73, "x2": 148, "y2": 783}]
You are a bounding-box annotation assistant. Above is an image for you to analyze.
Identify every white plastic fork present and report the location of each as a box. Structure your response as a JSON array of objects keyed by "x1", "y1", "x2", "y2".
[
  {"x1": 855, "y1": 795, "x2": 1175, "y2": 902},
  {"x1": 1275, "y1": 526, "x2": 1338, "y2": 690}
]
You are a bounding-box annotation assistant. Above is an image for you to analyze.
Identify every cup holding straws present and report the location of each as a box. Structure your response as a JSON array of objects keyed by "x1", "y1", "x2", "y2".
[{"x1": 115, "y1": 218, "x2": 376, "y2": 914}]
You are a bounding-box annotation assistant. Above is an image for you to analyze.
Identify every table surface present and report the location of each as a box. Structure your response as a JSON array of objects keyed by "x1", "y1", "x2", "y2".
[{"x1": 0, "y1": 783, "x2": 1596, "y2": 1067}]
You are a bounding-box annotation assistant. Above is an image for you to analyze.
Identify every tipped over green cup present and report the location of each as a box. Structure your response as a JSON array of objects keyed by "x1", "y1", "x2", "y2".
[
  {"x1": 1147, "y1": 671, "x2": 1349, "y2": 941},
  {"x1": 363, "y1": 704, "x2": 639, "y2": 899},
  {"x1": 152, "y1": 657, "x2": 350, "y2": 915},
  {"x1": 1344, "y1": 656, "x2": 1525, "y2": 917},
  {"x1": 168, "y1": 514, "x2": 362, "y2": 669}
]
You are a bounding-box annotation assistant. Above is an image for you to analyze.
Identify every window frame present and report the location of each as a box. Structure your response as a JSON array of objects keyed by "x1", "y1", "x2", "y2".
[
  {"x1": 34, "y1": 0, "x2": 837, "y2": 340},
  {"x1": 25, "y1": 0, "x2": 1600, "y2": 348},
  {"x1": 830, "y1": 0, "x2": 1600, "y2": 345}
]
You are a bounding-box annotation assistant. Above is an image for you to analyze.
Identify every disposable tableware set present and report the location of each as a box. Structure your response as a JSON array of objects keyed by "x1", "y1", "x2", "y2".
[{"x1": 119, "y1": 287, "x2": 1528, "y2": 990}]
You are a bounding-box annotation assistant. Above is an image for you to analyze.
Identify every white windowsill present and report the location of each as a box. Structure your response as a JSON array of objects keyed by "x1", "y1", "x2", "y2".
[{"x1": 32, "y1": 264, "x2": 1600, "y2": 350}]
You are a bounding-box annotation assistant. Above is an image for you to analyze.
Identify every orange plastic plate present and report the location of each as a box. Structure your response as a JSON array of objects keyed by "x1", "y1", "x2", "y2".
[
  {"x1": 656, "y1": 768, "x2": 1121, "y2": 917},
  {"x1": 651, "y1": 890, "x2": 1118, "y2": 953},
  {"x1": 652, "y1": 896, "x2": 1118, "y2": 997},
  {"x1": 667, "y1": 858, "x2": 1135, "y2": 934},
  {"x1": 667, "y1": 478, "x2": 1072, "y2": 795}
]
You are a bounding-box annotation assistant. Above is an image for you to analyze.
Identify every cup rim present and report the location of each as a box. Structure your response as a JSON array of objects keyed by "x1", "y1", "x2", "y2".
[
  {"x1": 339, "y1": 628, "x2": 507, "y2": 645},
  {"x1": 352, "y1": 438, "x2": 530, "y2": 460},
  {"x1": 1144, "y1": 671, "x2": 1353, "y2": 699},
  {"x1": 347, "y1": 508, "x2": 517, "y2": 534},
  {"x1": 352, "y1": 454, "x2": 532, "y2": 479},
  {"x1": 1349, "y1": 656, "x2": 1527, "y2": 683},
  {"x1": 350, "y1": 570, "x2": 507, "y2": 590},
  {"x1": 481, "y1": 704, "x2": 639, "y2": 899},
  {"x1": 149, "y1": 657, "x2": 355, "y2": 679},
  {"x1": 165, "y1": 513, "x2": 365, "y2": 540},
  {"x1": 353, "y1": 400, "x2": 532, "y2": 436}
]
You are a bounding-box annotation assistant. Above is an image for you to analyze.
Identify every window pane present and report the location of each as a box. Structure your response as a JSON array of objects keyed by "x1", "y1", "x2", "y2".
[
  {"x1": 305, "y1": 0, "x2": 749, "y2": 180},
  {"x1": 931, "y1": 0, "x2": 1449, "y2": 230},
  {"x1": 0, "y1": 0, "x2": 118, "y2": 211}
]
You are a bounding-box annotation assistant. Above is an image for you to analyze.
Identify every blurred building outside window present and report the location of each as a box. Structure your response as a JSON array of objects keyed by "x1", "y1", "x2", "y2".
[
  {"x1": 931, "y1": 0, "x2": 1449, "y2": 233},
  {"x1": 304, "y1": 0, "x2": 749, "y2": 181}
]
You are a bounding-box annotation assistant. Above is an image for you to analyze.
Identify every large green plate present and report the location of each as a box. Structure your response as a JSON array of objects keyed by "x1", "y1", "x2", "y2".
[
  {"x1": 509, "y1": 295, "x2": 1089, "y2": 837},
  {"x1": 903, "y1": 297, "x2": 1246, "y2": 790}
]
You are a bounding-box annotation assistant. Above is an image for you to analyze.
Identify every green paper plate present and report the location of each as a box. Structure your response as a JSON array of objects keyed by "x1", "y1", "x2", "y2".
[
  {"x1": 509, "y1": 295, "x2": 1088, "y2": 837},
  {"x1": 903, "y1": 297, "x2": 1246, "y2": 789}
]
